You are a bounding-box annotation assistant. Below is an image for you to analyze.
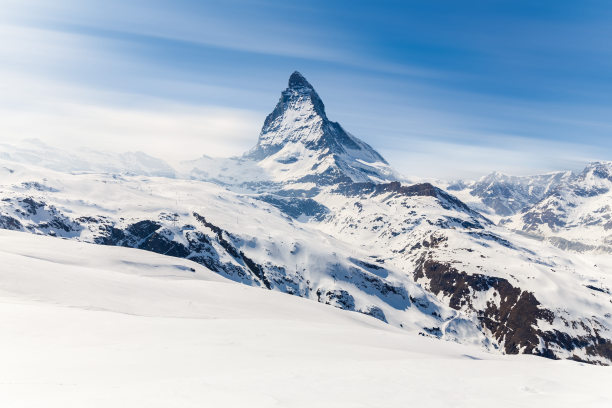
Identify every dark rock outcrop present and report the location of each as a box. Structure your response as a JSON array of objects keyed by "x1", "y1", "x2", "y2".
[{"x1": 414, "y1": 254, "x2": 612, "y2": 364}]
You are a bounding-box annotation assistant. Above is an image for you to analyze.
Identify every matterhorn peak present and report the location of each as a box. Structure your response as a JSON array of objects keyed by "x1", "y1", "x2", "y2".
[
  {"x1": 245, "y1": 71, "x2": 396, "y2": 185},
  {"x1": 288, "y1": 71, "x2": 314, "y2": 90},
  {"x1": 259, "y1": 71, "x2": 328, "y2": 134}
]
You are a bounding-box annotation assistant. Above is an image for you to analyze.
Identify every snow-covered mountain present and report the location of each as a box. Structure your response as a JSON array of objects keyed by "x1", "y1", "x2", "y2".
[
  {"x1": 0, "y1": 160, "x2": 482, "y2": 344},
  {"x1": 245, "y1": 71, "x2": 397, "y2": 185},
  {"x1": 504, "y1": 161, "x2": 612, "y2": 253},
  {"x1": 448, "y1": 162, "x2": 612, "y2": 253},
  {"x1": 447, "y1": 170, "x2": 572, "y2": 219},
  {"x1": 1, "y1": 72, "x2": 611, "y2": 365},
  {"x1": 183, "y1": 72, "x2": 398, "y2": 192}
]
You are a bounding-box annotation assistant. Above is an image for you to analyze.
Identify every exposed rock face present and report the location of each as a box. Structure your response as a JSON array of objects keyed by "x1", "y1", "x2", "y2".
[
  {"x1": 316, "y1": 288, "x2": 356, "y2": 311},
  {"x1": 414, "y1": 254, "x2": 612, "y2": 364}
]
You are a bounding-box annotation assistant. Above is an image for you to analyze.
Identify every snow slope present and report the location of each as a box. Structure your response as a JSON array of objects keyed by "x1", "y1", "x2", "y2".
[
  {"x1": 1, "y1": 229, "x2": 611, "y2": 408},
  {"x1": 2, "y1": 154, "x2": 611, "y2": 363},
  {"x1": 0, "y1": 159, "x2": 466, "y2": 340}
]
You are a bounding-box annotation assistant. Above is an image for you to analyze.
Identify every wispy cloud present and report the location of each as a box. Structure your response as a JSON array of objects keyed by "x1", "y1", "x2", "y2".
[
  {"x1": 1, "y1": 0, "x2": 610, "y2": 179},
  {"x1": 4, "y1": 0, "x2": 442, "y2": 79},
  {"x1": 381, "y1": 135, "x2": 604, "y2": 181},
  {"x1": 0, "y1": 71, "x2": 262, "y2": 162}
]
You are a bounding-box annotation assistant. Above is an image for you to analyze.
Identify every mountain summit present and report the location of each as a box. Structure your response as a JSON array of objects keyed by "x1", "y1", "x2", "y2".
[
  {"x1": 287, "y1": 70, "x2": 314, "y2": 89},
  {"x1": 246, "y1": 71, "x2": 396, "y2": 185}
]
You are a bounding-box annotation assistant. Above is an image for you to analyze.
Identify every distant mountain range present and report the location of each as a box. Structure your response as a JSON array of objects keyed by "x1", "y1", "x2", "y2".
[
  {"x1": 448, "y1": 162, "x2": 612, "y2": 253},
  {"x1": 1, "y1": 72, "x2": 611, "y2": 364}
]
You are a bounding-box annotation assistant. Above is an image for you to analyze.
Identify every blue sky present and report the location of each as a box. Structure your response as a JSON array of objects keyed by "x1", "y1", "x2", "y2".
[{"x1": 1, "y1": 0, "x2": 611, "y2": 178}]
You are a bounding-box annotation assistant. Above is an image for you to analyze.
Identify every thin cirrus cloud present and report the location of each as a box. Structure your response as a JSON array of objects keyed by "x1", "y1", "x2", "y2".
[
  {"x1": 0, "y1": 22, "x2": 265, "y2": 161},
  {"x1": 0, "y1": 71, "x2": 262, "y2": 162},
  {"x1": 1, "y1": 0, "x2": 611, "y2": 179},
  {"x1": 4, "y1": 0, "x2": 357, "y2": 66}
]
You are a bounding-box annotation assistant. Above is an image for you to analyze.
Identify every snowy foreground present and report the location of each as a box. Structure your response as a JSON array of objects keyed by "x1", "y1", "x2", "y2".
[{"x1": 0, "y1": 230, "x2": 610, "y2": 407}]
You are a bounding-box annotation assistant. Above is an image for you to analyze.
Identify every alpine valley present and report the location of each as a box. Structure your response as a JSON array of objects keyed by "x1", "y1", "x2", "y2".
[{"x1": 2, "y1": 72, "x2": 612, "y2": 367}]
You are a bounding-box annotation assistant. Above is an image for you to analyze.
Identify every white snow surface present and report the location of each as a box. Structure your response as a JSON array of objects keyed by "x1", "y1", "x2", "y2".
[
  {"x1": 1, "y1": 229, "x2": 611, "y2": 408},
  {"x1": 1, "y1": 158, "x2": 611, "y2": 362},
  {"x1": 0, "y1": 158, "x2": 466, "y2": 338}
]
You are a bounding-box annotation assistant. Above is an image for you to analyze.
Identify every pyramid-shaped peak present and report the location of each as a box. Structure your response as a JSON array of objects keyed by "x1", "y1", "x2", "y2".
[
  {"x1": 288, "y1": 71, "x2": 313, "y2": 90},
  {"x1": 244, "y1": 71, "x2": 395, "y2": 185},
  {"x1": 262, "y1": 70, "x2": 328, "y2": 129}
]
